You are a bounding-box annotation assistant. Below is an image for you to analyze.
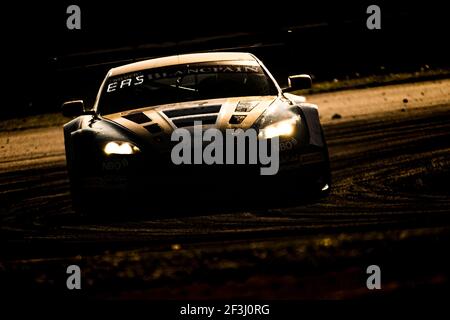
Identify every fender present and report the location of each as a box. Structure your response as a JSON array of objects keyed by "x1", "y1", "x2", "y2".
[{"x1": 298, "y1": 103, "x2": 324, "y2": 147}]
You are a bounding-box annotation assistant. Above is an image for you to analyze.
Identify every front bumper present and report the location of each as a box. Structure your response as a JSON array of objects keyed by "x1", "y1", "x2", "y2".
[{"x1": 76, "y1": 142, "x2": 328, "y2": 194}]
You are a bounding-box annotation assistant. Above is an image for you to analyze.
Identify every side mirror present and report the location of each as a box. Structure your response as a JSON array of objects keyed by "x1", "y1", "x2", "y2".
[
  {"x1": 283, "y1": 74, "x2": 312, "y2": 92},
  {"x1": 62, "y1": 100, "x2": 91, "y2": 117}
]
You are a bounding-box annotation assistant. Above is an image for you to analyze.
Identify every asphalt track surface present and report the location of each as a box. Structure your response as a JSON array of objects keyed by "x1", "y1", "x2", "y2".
[{"x1": 1, "y1": 80, "x2": 450, "y2": 299}]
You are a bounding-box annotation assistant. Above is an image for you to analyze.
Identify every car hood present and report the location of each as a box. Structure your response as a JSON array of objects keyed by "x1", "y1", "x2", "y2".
[{"x1": 102, "y1": 96, "x2": 283, "y2": 142}]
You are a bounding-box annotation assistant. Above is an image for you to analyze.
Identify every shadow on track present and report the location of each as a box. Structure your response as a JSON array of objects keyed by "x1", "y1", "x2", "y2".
[{"x1": 59, "y1": 181, "x2": 330, "y2": 225}]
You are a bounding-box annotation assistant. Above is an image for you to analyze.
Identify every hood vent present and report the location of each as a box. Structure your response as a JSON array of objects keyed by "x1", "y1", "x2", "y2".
[
  {"x1": 229, "y1": 115, "x2": 246, "y2": 124},
  {"x1": 172, "y1": 115, "x2": 217, "y2": 128},
  {"x1": 163, "y1": 104, "x2": 221, "y2": 118},
  {"x1": 144, "y1": 123, "x2": 162, "y2": 134},
  {"x1": 123, "y1": 112, "x2": 151, "y2": 124},
  {"x1": 163, "y1": 104, "x2": 221, "y2": 128}
]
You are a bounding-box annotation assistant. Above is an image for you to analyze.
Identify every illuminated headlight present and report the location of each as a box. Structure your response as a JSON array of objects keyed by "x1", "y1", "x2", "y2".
[
  {"x1": 104, "y1": 141, "x2": 140, "y2": 155},
  {"x1": 258, "y1": 117, "x2": 299, "y2": 139}
]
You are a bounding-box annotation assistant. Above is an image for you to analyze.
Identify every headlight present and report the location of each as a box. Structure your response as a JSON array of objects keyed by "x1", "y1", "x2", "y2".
[
  {"x1": 104, "y1": 141, "x2": 140, "y2": 155},
  {"x1": 258, "y1": 116, "x2": 299, "y2": 139}
]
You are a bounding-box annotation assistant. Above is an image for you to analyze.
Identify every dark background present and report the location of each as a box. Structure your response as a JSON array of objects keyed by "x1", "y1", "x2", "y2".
[{"x1": 2, "y1": 0, "x2": 449, "y2": 118}]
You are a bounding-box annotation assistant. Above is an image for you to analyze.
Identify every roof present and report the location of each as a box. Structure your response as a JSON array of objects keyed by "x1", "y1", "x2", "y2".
[{"x1": 109, "y1": 52, "x2": 256, "y2": 76}]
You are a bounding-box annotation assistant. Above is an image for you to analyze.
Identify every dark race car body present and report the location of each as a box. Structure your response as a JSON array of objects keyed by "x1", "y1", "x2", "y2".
[{"x1": 62, "y1": 52, "x2": 331, "y2": 210}]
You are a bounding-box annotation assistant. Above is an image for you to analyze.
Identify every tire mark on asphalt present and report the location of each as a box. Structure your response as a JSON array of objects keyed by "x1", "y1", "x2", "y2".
[{"x1": 1, "y1": 105, "x2": 450, "y2": 251}]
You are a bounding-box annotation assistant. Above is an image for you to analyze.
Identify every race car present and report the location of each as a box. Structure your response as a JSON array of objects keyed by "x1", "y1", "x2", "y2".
[{"x1": 62, "y1": 52, "x2": 330, "y2": 210}]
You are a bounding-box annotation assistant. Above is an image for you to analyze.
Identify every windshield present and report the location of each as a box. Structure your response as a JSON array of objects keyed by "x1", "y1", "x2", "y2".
[{"x1": 97, "y1": 60, "x2": 278, "y2": 115}]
